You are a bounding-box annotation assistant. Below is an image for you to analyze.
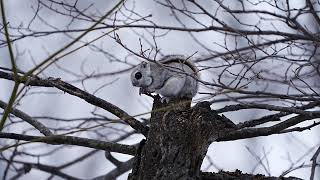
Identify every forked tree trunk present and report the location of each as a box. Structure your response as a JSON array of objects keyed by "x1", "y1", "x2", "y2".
[{"x1": 128, "y1": 96, "x2": 235, "y2": 180}]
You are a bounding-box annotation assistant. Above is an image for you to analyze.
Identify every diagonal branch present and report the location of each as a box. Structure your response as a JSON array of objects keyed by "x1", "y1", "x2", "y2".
[
  {"x1": 306, "y1": 0, "x2": 320, "y2": 26},
  {"x1": 0, "y1": 100, "x2": 53, "y2": 136},
  {"x1": 0, "y1": 71, "x2": 149, "y2": 136},
  {"x1": 218, "y1": 114, "x2": 318, "y2": 141},
  {"x1": 92, "y1": 158, "x2": 134, "y2": 180},
  {"x1": 29, "y1": 162, "x2": 80, "y2": 180},
  {"x1": 23, "y1": 0, "x2": 125, "y2": 77},
  {"x1": 105, "y1": 151, "x2": 123, "y2": 167},
  {"x1": 0, "y1": 0, "x2": 20, "y2": 131},
  {"x1": 0, "y1": 157, "x2": 80, "y2": 180},
  {"x1": 310, "y1": 145, "x2": 320, "y2": 180},
  {"x1": 224, "y1": 100, "x2": 320, "y2": 129}
]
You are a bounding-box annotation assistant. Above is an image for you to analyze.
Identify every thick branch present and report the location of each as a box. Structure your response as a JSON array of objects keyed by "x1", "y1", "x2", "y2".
[
  {"x1": 201, "y1": 170, "x2": 302, "y2": 180},
  {"x1": 234, "y1": 101, "x2": 320, "y2": 128},
  {"x1": 216, "y1": 102, "x2": 320, "y2": 117},
  {"x1": 0, "y1": 71, "x2": 148, "y2": 136},
  {"x1": 0, "y1": 132, "x2": 137, "y2": 155},
  {"x1": 218, "y1": 115, "x2": 317, "y2": 141}
]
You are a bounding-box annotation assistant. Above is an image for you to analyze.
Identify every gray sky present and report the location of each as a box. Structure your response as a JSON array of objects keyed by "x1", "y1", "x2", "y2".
[{"x1": 1, "y1": 0, "x2": 319, "y2": 179}]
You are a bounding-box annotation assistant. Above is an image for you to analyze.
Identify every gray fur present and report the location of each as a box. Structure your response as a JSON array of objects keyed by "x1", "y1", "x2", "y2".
[{"x1": 131, "y1": 56, "x2": 199, "y2": 99}]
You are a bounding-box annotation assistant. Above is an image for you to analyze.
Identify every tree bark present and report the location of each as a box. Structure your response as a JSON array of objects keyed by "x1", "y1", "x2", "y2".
[
  {"x1": 129, "y1": 96, "x2": 236, "y2": 180},
  {"x1": 128, "y1": 96, "x2": 303, "y2": 180}
]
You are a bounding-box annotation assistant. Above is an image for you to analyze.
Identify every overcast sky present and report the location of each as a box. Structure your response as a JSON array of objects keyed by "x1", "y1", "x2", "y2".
[{"x1": 0, "y1": 0, "x2": 319, "y2": 179}]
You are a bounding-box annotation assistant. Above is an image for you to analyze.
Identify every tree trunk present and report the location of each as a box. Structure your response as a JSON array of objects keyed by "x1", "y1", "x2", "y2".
[{"x1": 128, "y1": 96, "x2": 236, "y2": 180}]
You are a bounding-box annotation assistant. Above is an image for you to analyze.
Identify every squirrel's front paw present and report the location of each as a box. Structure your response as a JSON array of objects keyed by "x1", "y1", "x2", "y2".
[
  {"x1": 139, "y1": 88, "x2": 148, "y2": 95},
  {"x1": 139, "y1": 88, "x2": 155, "y2": 98}
]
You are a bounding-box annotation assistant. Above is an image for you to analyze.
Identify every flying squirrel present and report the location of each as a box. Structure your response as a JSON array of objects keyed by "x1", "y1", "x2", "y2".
[{"x1": 131, "y1": 55, "x2": 199, "y2": 102}]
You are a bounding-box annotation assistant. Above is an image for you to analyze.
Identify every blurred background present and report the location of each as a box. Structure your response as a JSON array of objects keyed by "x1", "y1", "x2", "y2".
[{"x1": 0, "y1": 0, "x2": 319, "y2": 179}]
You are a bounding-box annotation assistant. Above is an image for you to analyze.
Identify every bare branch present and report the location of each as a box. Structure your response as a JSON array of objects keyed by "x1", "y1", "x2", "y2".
[
  {"x1": 0, "y1": 132, "x2": 137, "y2": 155},
  {"x1": 0, "y1": 71, "x2": 149, "y2": 136},
  {"x1": 310, "y1": 145, "x2": 320, "y2": 180},
  {"x1": 92, "y1": 158, "x2": 134, "y2": 180},
  {"x1": 0, "y1": 100, "x2": 53, "y2": 136},
  {"x1": 219, "y1": 115, "x2": 318, "y2": 141}
]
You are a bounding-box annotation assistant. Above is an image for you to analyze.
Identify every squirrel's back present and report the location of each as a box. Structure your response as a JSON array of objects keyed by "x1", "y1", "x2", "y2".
[{"x1": 158, "y1": 55, "x2": 199, "y2": 78}]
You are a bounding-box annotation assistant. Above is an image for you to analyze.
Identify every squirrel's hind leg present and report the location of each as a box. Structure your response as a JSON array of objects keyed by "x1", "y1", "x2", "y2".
[{"x1": 156, "y1": 76, "x2": 186, "y2": 102}]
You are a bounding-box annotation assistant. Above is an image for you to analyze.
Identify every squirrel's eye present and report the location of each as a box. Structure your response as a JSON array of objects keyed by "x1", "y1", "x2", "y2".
[{"x1": 135, "y1": 72, "x2": 142, "y2": 80}]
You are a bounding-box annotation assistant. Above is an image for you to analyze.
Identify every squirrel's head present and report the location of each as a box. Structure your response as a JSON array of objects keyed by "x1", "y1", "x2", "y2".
[{"x1": 131, "y1": 61, "x2": 153, "y2": 87}]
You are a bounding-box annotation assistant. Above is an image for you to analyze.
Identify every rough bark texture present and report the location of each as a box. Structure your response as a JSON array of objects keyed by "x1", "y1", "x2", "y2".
[
  {"x1": 129, "y1": 96, "x2": 236, "y2": 180},
  {"x1": 128, "y1": 96, "x2": 303, "y2": 180}
]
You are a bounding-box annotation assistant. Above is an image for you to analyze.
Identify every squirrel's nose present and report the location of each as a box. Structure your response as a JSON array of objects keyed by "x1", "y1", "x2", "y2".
[{"x1": 132, "y1": 79, "x2": 138, "y2": 86}]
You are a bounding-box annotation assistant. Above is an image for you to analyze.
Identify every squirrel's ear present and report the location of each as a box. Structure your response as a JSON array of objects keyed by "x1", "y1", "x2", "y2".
[
  {"x1": 141, "y1": 61, "x2": 147, "y2": 68},
  {"x1": 146, "y1": 76, "x2": 153, "y2": 86}
]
